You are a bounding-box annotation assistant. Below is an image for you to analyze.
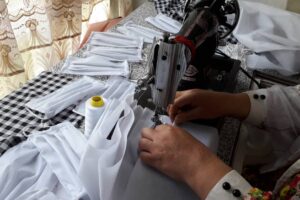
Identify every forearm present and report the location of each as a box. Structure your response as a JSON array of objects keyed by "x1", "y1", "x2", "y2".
[
  {"x1": 217, "y1": 92, "x2": 251, "y2": 120},
  {"x1": 184, "y1": 155, "x2": 232, "y2": 199}
]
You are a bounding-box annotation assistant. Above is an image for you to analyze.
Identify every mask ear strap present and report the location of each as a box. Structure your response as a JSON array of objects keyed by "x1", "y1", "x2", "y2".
[
  {"x1": 25, "y1": 106, "x2": 49, "y2": 120},
  {"x1": 22, "y1": 119, "x2": 52, "y2": 138}
]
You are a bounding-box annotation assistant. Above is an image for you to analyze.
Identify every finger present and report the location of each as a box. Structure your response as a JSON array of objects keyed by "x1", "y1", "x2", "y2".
[
  {"x1": 139, "y1": 138, "x2": 153, "y2": 152},
  {"x1": 155, "y1": 124, "x2": 172, "y2": 131},
  {"x1": 168, "y1": 104, "x2": 179, "y2": 122},
  {"x1": 173, "y1": 92, "x2": 193, "y2": 109},
  {"x1": 174, "y1": 109, "x2": 200, "y2": 124},
  {"x1": 141, "y1": 128, "x2": 155, "y2": 141}
]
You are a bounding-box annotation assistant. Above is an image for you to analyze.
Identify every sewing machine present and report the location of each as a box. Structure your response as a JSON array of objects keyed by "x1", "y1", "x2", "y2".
[{"x1": 136, "y1": 0, "x2": 241, "y2": 126}]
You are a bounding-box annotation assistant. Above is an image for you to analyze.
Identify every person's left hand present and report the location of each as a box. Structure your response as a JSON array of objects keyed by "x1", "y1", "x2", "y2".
[{"x1": 139, "y1": 124, "x2": 231, "y2": 199}]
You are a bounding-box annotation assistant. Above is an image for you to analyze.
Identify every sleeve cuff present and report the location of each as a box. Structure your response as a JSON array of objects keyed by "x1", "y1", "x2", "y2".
[
  {"x1": 243, "y1": 89, "x2": 268, "y2": 126},
  {"x1": 206, "y1": 170, "x2": 252, "y2": 200}
]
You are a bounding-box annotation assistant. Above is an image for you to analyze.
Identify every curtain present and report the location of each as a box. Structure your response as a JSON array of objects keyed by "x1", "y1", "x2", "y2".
[{"x1": 0, "y1": 0, "x2": 133, "y2": 99}]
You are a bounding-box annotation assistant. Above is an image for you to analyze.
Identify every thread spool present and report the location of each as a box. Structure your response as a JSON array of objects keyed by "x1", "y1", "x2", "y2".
[{"x1": 85, "y1": 96, "x2": 105, "y2": 138}]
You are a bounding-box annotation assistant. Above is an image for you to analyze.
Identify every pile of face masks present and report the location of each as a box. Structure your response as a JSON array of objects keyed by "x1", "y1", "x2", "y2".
[
  {"x1": 61, "y1": 55, "x2": 130, "y2": 77},
  {"x1": 73, "y1": 77, "x2": 136, "y2": 117},
  {"x1": 86, "y1": 32, "x2": 143, "y2": 62},
  {"x1": 117, "y1": 21, "x2": 164, "y2": 43},
  {"x1": 61, "y1": 32, "x2": 144, "y2": 77},
  {"x1": 25, "y1": 76, "x2": 107, "y2": 120},
  {"x1": 145, "y1": 13, "x2": 182, "y2": 34}
]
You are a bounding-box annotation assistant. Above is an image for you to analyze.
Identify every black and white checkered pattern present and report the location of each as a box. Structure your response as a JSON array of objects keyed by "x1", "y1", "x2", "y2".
[
  {"x1": 154, "y1": 0, "x2": 238, "y2": 44},
  {"x1": 0, "y1": 71, "x2": 84, "y2": 156},
  {"x1": 154, "y1": 0, "x2": 186, "y2": 22}
]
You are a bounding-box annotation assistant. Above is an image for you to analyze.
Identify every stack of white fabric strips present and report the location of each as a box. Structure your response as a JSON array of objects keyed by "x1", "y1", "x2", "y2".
[
  {"x1": 117, "y1": 21, "x2": 164, "y2": 43},
  {"x1": 86, "y1": 32, "x2": 143, "y2": 62},
  {"x1": 145, "y1": 13, "x2": 182, "y2": 34},
  {"x1": 61, "y1": 55, "x2": 130, "y2": 77},
  {"x1": 61, "y1": 32, "x2": 144, "y2": 77}
]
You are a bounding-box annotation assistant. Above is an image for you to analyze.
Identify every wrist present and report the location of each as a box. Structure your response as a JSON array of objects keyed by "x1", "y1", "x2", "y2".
[
  {"x1": 184, "y1": 149, "x2": 232, "y2": 199},
  {"x1": 222, "y1": 93, "x2": 250, "y2": 120}
]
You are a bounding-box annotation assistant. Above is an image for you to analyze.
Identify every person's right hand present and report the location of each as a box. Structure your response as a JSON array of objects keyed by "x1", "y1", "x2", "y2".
[{"x1": 168, "y1": 89, "x2": 250, "y2": 124}]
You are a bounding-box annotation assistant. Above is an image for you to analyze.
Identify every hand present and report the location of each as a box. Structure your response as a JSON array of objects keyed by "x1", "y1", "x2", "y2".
[
  {"x1": 168, "y1": 89, "x2": 250, "y2": 124},
  {"x1": 139, "y1": 125, "x2": 231, "y2": 199}
]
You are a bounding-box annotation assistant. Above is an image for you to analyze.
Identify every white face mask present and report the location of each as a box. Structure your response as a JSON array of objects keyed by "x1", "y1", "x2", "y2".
[
  {"x1": 87, "y1": 45, "x2": 143, "y2": 62},
  {"x1": 73, "y1": 77, "x2": 136, "y2": 116},
  {"x1": 145, "y1": 14, "x2": 182, "y2": 34},
  {"x1": 117, "y1": 21, "x2": 163, "y2": 43},
  {"x1": 26, "y1": 76, "x2": 106, "y2": 120},
  {"x1": 61, "y1": 55, "x2": 130, "y2": 77},
  {"x1": 0, "y1": 122, "x2": 88, "y2": 200},
  {"x1": 87, "y1": 32, "x2": 143, "y2": 48},
  {"x1": 28, "y1": 122, "x2": 88, "y2": 200}
]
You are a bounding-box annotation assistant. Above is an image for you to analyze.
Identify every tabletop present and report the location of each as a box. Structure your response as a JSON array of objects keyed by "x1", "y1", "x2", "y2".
[{"x1": 0, "y1": 1, "x2": 251, "y2": 164}]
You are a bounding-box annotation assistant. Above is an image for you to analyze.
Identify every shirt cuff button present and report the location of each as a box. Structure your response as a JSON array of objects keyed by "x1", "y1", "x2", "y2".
[{"x1": 260, "y1": 94, "x2": 266, "y2": 100}]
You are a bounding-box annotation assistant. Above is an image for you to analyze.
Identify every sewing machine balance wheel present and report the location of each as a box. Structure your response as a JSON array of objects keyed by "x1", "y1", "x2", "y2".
[{"x1": 184, "y1": 0, "x2": 240, "y2": 39}]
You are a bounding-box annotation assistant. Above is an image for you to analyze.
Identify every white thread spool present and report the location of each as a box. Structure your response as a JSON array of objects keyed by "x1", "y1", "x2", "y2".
[{"x1": 85, "y1": 96, "x2": 105, "y2": 138}]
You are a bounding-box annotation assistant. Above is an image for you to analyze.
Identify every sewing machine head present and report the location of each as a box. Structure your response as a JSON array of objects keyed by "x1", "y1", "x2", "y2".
[{"x1": 135, "y1": 0, "x2": 240, "y2": 126}]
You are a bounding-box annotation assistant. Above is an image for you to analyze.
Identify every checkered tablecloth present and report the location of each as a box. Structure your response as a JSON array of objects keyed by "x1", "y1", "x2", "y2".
[{"x1": 0, "y1": 71, "x2": 84, "y2": 156}]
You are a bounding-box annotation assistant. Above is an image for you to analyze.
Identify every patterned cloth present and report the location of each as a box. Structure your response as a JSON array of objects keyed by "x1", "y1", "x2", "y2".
[
  {"x1": 0, "y1": 71, "x2": 84, "y2": 156},
  {"x1": 154, "y1": 0, "x2": 187, "y2": 22},
  {"x1": 247, "y1": 173, "x2": 300, "y2": 199},
  {"x1": 153, "y1": 0, "x2": 238, "y2": 44}
]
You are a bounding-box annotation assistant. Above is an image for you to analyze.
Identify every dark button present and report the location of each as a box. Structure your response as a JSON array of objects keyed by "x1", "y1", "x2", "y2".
[
  {"x1": 222, "y1": 182, "x2": 231, "y2": 190},
  {"x1": 260, "y1": 95, "x2": 266, "y2": 100},
  {"x1": 253, "y1": 94, "x2": 259, "y2": 99},
  {"x1": 232, "y1": 189, "x2": 241, "y2": 197}
]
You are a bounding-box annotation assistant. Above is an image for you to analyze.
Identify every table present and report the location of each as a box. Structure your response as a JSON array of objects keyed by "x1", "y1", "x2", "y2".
[{"x1": 0, "y1": 1, "x2": 251, "y2": 164}]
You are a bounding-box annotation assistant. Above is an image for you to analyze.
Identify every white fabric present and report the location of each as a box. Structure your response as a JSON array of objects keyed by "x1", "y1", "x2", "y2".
[
  {"x1": 87, "y1": 32, "x2": 143, "y2": 48},
  {"x1": 233, "y1": 1, "x2": 300, "y2": 74},
  {"x1": 117, "y1": 21, "x2": 163, "y2": 43},
  {"x1": 244, "y1": 89, "x2": 268, "y2": 126},
  {"x1": 145, "y1": 14, "x2": 182, "y2": 34},
  {"x1": 79, "y1": 99, "x2": 135, "y2": 200},
  {"x1": 123, "y1": 116, "x2": 218, "y2": 200},
  {"x1": 0, "y1": 122, "x2": 88, "y2": 200},
  {"x1": 61, "y1": 55, "x2": 130, "y2": 77},
  {"x1": 26, "y1": 76, "x2": 106, "y2": 119},
  {"x1": 87, "y1": 45, "x2": 143, "y2": 62},
  {"x1": 73, "y1": 77, "x2": 136, "y2": 116},
  {"x1": 85, "y1": 32, "x2": 144, "y2": 62},
  {"x1": 206, "y1": 170, "x2": 252, "y2": 200},
  {"x1": 246, "y1": 85, "x2": 300, "y2": 172}
]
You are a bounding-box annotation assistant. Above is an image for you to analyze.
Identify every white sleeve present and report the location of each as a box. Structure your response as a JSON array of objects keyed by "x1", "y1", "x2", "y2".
[
  {"x1": 244, "y1": 88, "x2": 268, "y2": 126},
  {"x1": 244, "y1": 85, "x2": 300, "y2": 132},
  {"x1": 206, "y1": 170, "x2": 252, "y2": 200}
]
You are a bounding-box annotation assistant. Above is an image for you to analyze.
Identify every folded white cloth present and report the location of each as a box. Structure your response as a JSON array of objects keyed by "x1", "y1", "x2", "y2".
[
  {"x1": 233, "y1": 1, "x2": 300, "y2": 74},
  {"x1": 87, "y1": 45, "x2": 143, "y2": 62},
  {"x1": 87, "y1": 32, "x2": 143, "y2": 48},
  {"x1": 26, "y1": 76, "x2": 106, "y2": 119},
  {"x1": 117, "y1": 21, "x2": 163, "y2": 43},
  {"x1": 0, "y1": 122, "x2": 88, "y2": 200},
  {"x1": 79, "y1": 98, "x2": 135, "y2": 200},
  {"x1": 61, "y1": 55, "x2": 130, "y2": 77},
  {"x1": 73, "y1": 77, "x2": 136, "y2": 116},
  {"x1": 145, "y1": 13, "x2": 182, "y2": 34}
]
